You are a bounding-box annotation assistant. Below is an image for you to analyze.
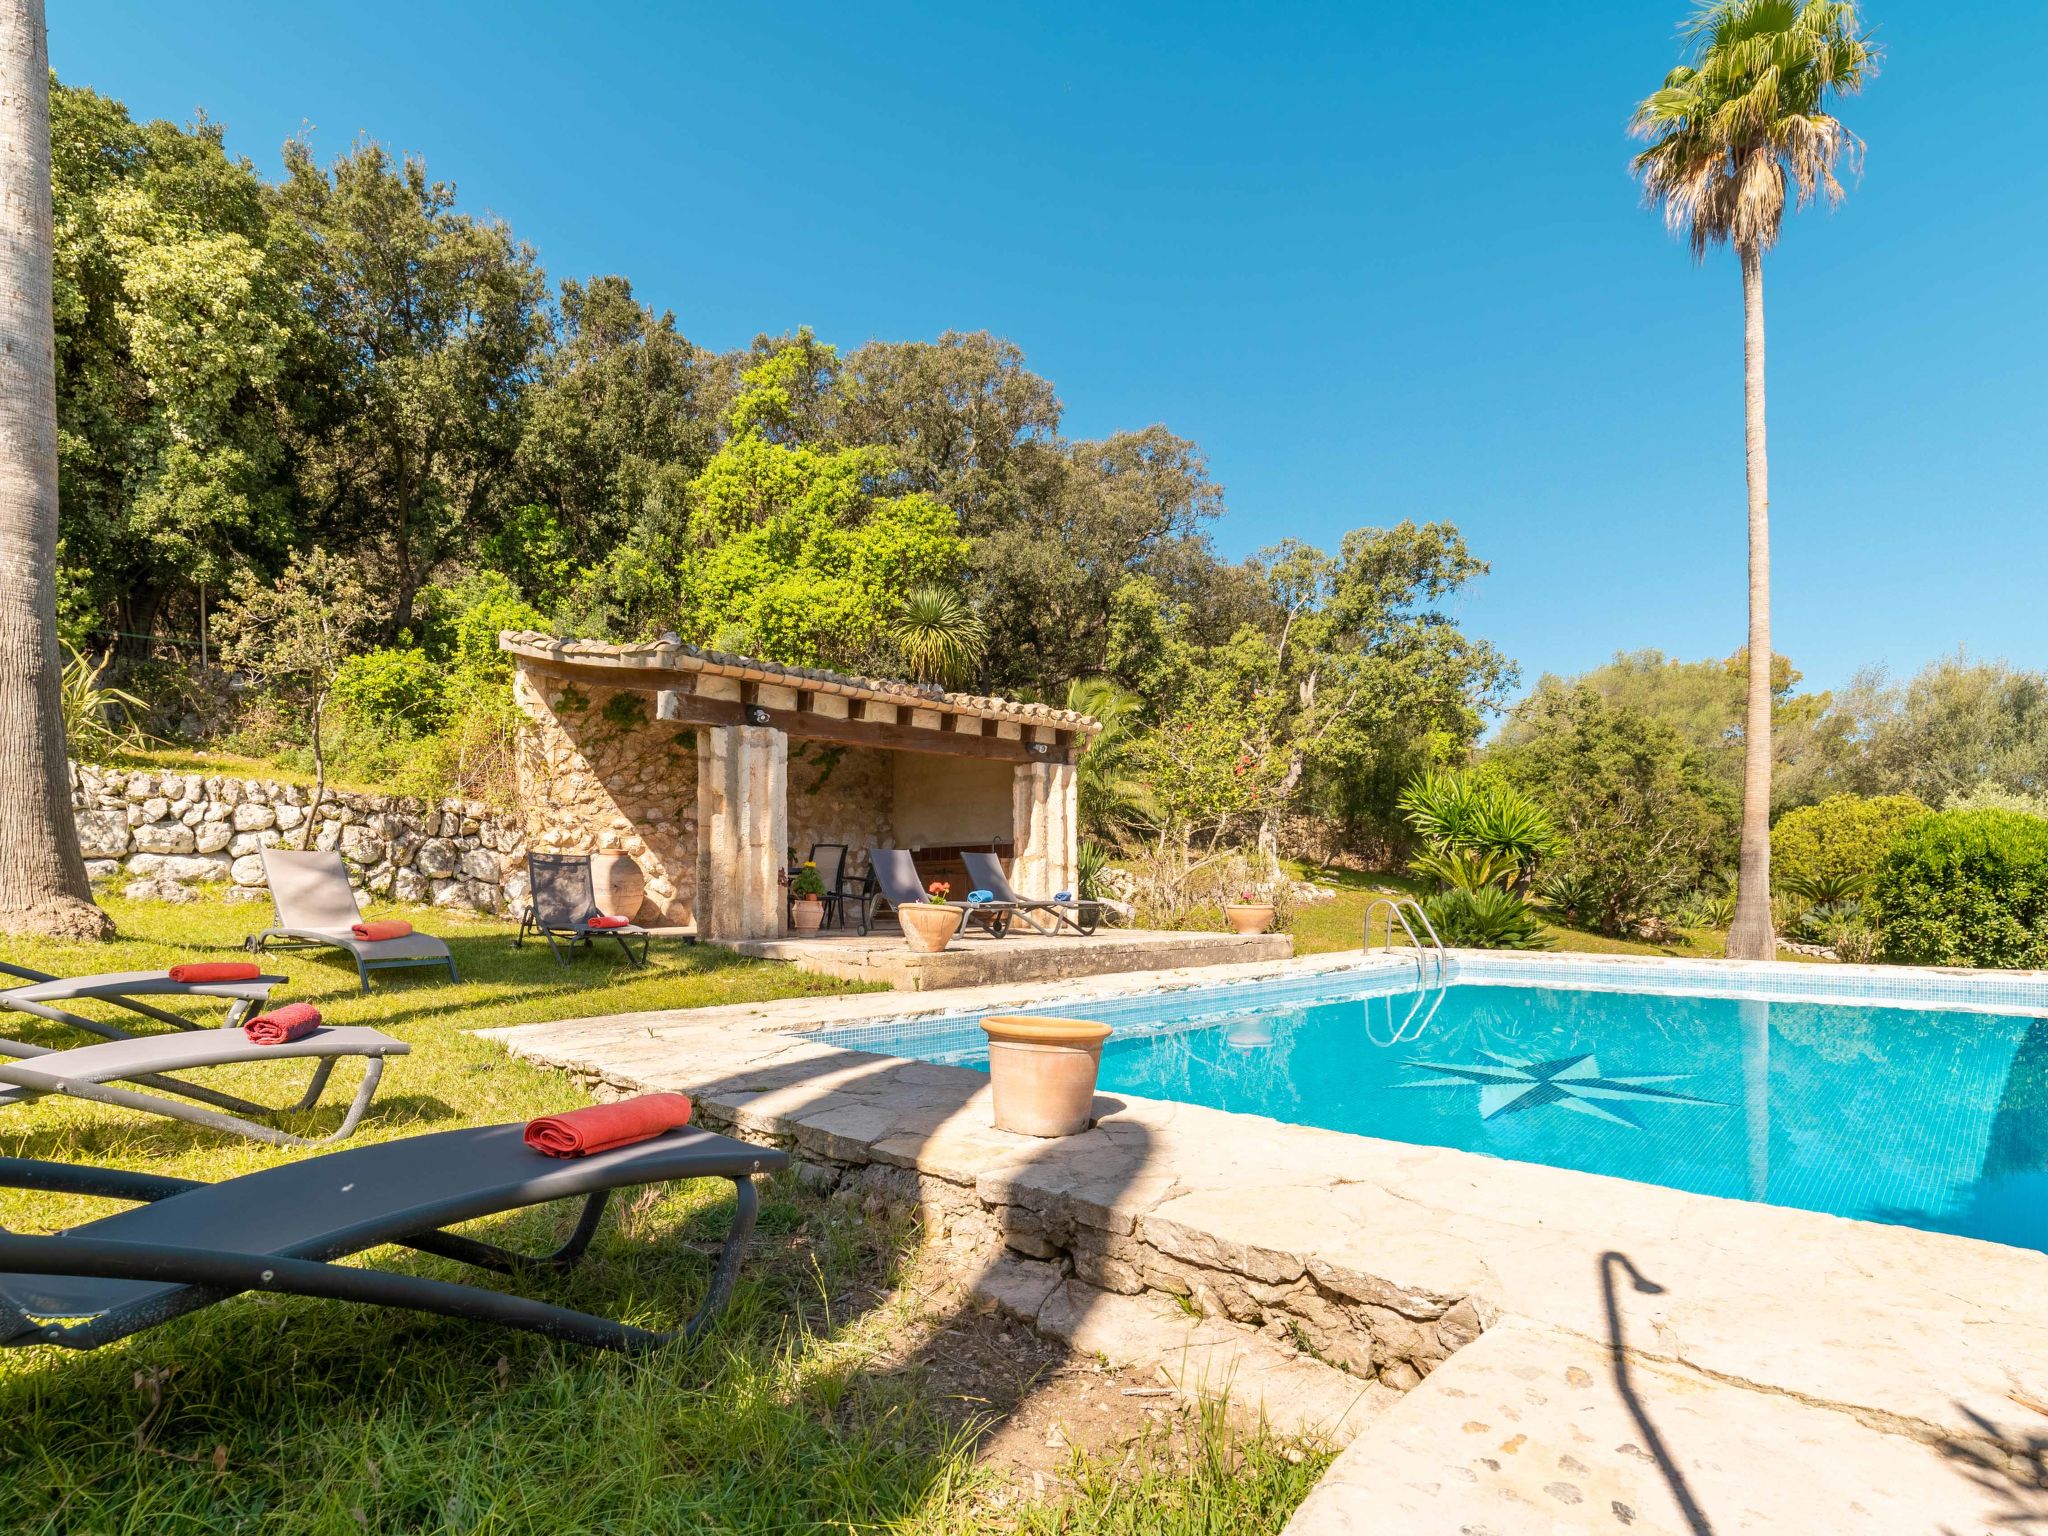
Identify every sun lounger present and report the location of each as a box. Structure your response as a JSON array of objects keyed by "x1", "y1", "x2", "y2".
[
  {"x1": 962, "y1": 851, "x2": 1101, "y2": 935},
  {"x1": 0, "y1": 1120, "x2": 784, "y2": 1353},
  {"x1": 857, "y1": 848, "x2": 1013, "y2": 938},
  {"x1": 247, "y1": 850, "x2": 459, "y2": 992},
  {"x1": 515, "y1": 853, "x2": 651, "y2": 966},
  {"x1": 0, "y1": 1022, "x2": 407, "y2": 1147},
  {"x1": 0, "y1": 960, "x2": 287, "y2": 1042}
]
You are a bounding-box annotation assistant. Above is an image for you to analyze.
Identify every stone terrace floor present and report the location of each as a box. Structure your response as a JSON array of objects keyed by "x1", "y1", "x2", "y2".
[{"x1": 479, "y1": 953, "x2": 2048, "y2": 1533}]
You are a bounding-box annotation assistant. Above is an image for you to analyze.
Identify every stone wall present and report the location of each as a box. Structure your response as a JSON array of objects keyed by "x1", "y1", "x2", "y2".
[
  {"x1": 71, "y1": 763, "x2": 526, "y2": 911},
  {"x1": 786, "y1": 743, "x2": 894, "y2": 877},
  {"x1": 513, "y1": 671, "x2": 699, "y2": 924}
]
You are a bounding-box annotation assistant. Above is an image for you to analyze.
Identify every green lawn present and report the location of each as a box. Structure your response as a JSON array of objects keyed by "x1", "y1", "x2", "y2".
[
  {"x1": 1285, "y1": 864, "x2": 1733, "y2": 960},
  {"x1": 0, "y1": 898, "x2": 1327, "y2": 1534}
]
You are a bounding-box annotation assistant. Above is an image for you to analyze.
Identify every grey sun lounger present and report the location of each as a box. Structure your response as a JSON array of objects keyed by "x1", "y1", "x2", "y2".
[
  {"x1": 516, "y1": 853, "x2": 653, "y2": 967},
  {"x1": 0, "y1": 960, "x2": 287, "y2": 1042},
  {"x1": 0, "y1": 1023, "x2": 407, "y2": 1147},
  {"x1": 856, "y1": 848, "x2": 1013, "y2": 938},
  {"x1": 247, "y1": 849, "x2": 459, "y2": 992},
  {"x1": 0, "y1": 1121, "x2": 785, "y2": 1353},
  {"x1": 962, "y1": 851, "x2": 1101, "y2": 936}
]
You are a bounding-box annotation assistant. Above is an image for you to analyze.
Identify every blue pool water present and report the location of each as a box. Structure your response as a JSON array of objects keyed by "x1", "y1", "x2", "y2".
[{"x1": 811, "y1": 973, "x2": 2048, "y2": 1252}]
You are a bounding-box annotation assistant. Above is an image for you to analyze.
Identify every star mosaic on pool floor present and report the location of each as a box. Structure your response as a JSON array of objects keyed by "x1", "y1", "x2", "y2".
[{"x1": 1394, "y1": 1050, "x2": 1726, "y2": 1128}]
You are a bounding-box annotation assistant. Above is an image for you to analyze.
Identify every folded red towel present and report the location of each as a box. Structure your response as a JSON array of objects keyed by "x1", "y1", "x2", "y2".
[
  {"x1": 586, "y1": 914, "x2": 631, "y2": 930},
  {"x1": 166, "y1": 961, "x2": 262, "y2": 984},
  {"x1": 523, "y1": 1093, "x2": 694, "y2": 1158},
  {"x1": 243, "y1": 1002, "x2": 322, "y2": 1045},
  {"x1": 350, "y1": 919, "x2": 414, "y2": 942}
]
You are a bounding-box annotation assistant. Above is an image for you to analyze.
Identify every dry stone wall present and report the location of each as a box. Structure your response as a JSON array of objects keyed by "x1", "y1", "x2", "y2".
[
  {"x1": 786, "y1": 742, "x2": 894, "y2": 872},
  {"x1": 512, "y1": 672, "x2": 699, "y2": 924},
  {"x1": 71, "y1": 763, "x2": 527, "y2": 913}
]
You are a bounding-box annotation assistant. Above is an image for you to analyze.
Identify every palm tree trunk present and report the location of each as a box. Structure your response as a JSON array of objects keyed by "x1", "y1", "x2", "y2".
[
  {"x1": 0, "y1": 1, "x2": 110, "y2": 940},
  {"x1": 1725, "y1": 245, "x2": 1775, "y2": 962}
]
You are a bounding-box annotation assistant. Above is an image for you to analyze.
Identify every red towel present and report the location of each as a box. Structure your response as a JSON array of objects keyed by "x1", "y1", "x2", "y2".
[
  {"x1": 351, "y1": 919, "x2": 414, "y2": 941},
  {"x1": 586, "y1": 914, "x2": 631, "y2": 930},
  {"x1": 523, "y1": 1093, "x2": 693, "y2": 1158},
  {"x1": 243, "y1": 1002, "x2": 322, "y2": 1045},
  {"x1": 167, "y1": 961, "x2": 262, "y2": 984}
]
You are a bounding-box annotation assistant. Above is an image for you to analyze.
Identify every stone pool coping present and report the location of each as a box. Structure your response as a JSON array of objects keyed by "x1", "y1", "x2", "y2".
[{"x1": 480, "y1": 948, "x2": 2048, "y2": 1523}]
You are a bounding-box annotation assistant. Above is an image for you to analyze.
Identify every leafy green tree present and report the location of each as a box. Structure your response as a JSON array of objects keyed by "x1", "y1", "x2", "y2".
[
  {"x1": 279, "y1": 139, "x2": 549, "y2": 635},
  {"x1": 1491, "y1": 683, "x2": 1735, "y2": 935},
  {"x1": 503, "y1": 276, "x2": 714, "y2": 610},
  {"x1": 52, "y1": 81, "x2": 309, "y2": 646},
  {"x1": 1632, "y1": 0, "x2": 1877, "y2": 959},
  {"x1": 1829, "y1": 655, "x2": 2048, "y2": 806}
]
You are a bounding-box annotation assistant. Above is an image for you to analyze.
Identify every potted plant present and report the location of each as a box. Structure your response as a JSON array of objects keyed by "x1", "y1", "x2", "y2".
[
  {"x1": 789, "y1": 860, "x2": 827, "y2": 935},
  {"x1": 980, "y1": 1015, "x2": 1113, "y2": 1136},
  {"x1": 1225, "y1": 888, "x2": 1276, "y2": 935},
  {"x1": 900, "y1": 879, "x2": 965, "y2": 953}
]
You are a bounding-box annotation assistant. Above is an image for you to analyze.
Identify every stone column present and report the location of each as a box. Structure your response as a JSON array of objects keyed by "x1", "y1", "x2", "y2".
[
  {"x1": 695, "y1": 723, "x2": 788, "y2": 942},
  {"x1": 1011, "y1": 758, "x2": 1078, "y2": 900}
]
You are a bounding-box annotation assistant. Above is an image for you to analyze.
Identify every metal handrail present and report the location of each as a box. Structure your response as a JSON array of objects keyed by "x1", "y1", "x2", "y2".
[{"x1": 1362, "y1": 895, "x2": 1447, "y2": 986}]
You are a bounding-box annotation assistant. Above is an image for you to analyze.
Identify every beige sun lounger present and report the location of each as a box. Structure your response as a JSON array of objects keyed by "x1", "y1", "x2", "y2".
[{"x1": 246, "y1": 850, "x2": 459, "y2": 992}]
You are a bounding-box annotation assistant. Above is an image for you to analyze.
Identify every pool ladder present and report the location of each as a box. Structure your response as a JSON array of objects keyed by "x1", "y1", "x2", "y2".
[{"x1": 1363, "y1": 896, "x2": 1448, "y2": 986}]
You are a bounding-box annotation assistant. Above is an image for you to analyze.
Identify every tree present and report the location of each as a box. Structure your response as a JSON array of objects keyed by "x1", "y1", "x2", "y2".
[
  {"x1": 214, "y1": 550, "x2": 377, "y2": 844},
  {"x1": 1491, "y1": 684, "x2": 1735, "y2": 936},
  {"x1": 1631, "y1": 0, "x2": 1877, "y2": 958},
  {"x1": 0, "y1": 3, "x2": 112, "y2": 939},
  {"x1": 279, "y1": 140, "x2": 549, "y2": 635}
]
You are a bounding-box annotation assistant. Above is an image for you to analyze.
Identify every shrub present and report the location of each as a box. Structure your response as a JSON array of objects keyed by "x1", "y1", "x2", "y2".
[
  {"x1": 331, "y1": 648, "x2": 449, "y2": 735},
  {"x1": 1421, "y1": 886, "x2": 1551, "y2": 950},
  {"x1": 1771, "y1": 794, "x2": 1929, "y2": 904},
  {"x1": 1870, "y1": 809, "x2": 2048, "y2": 969}
]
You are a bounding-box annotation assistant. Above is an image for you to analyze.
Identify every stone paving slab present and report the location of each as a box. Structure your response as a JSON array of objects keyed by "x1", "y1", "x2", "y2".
[
  {"x1": 481, "y1": 951, "x2": 2048, "y2": 1528},
  {"x1": 1283, "y1": 1319, "x2": 2046, "y2": 1534}
]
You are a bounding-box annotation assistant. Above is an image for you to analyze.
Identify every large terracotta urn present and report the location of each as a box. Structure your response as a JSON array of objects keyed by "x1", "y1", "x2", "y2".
[
  {"x1": 980, "y1": 1015, "x2": 1113, "y2": 1137},
  {"x1": 590, "y1": 850, "x2": 646, "y2": 920},
  {"x1": 899, "y1": 902, "x2": 965, "y2": 953},
  {"x1": 790, "y1": 896, "x2": 825, "y2": 936}
]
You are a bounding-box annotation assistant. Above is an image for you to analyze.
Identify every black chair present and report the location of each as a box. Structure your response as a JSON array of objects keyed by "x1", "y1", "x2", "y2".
[
  {"x1": 805, "y1": 844, "x2": 854, "y2": 929},
  {"x1": 516, "y1": 853, "x2": 651, "y2": 967}
]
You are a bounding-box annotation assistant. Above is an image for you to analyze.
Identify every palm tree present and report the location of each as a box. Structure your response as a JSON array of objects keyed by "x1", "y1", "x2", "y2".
[
  {"x1": 1064, "y1": 676, "x2": 1152, "y2": 840},
  {"x1": 892, "y1": 586, "x2": 987, "y2": 688},
  {"x1": 0, "y1": 0, "x2": 111, "y2": 939},
  {"x1": 1631, "y1": 0, "x2": 1876, "y2": 960}
]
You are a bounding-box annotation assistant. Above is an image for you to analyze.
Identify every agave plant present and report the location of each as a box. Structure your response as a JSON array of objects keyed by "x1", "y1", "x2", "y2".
[
  {"x1": 1421, "y1": 886, "x2": 1553, "y2": 951},
  {"x1": 61, "y1": 643, "x2": 146, "y2": 759},
  {"x1": 893, "y1": 586, "x2": 987, "y2": 688}
]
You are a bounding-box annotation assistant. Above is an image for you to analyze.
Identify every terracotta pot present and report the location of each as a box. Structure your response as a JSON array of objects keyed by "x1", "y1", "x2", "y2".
[
  {"x1": 790, "y1": 896, "x2": 825, "y2": 935},
  {"x1": 980, "y1": 1015, "x2": 1113, "y2": 1137},
  {"x1": 1225, "y1": 902, "x2": 1276, "y2": 935},
  {"x1": 899, "y1": 902, "x2": 965, "y2": 953},
  {"x1": 591, "y1": 850, "x2": 646, "y2": 919}
]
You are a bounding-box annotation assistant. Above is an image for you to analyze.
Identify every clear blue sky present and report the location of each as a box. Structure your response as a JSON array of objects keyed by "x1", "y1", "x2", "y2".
[{"x1": 57, "y1": 1, "x2": 2048, "y2": 699}]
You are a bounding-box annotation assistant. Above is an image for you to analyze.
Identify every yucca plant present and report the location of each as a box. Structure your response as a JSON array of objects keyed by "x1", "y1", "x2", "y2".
[
  {"x1": 892, "y1": 586, "x2": 987, "y2": 688},
  {"x1": 1410, "y1": 844, "x2": 1523, "y2": 894},
  {"x1": 61, "y1": 642, "x2": 146, "y2": 759},
  {"x1": 1422, "y1": 886, "x2": 1553, "y2": 951},
  {"x1": 1399, "y1": 769, "x2": 1561, "y2": 892},
  {"x1": 1782, "y1": 866, "x2": 1867, "y2": 908}
]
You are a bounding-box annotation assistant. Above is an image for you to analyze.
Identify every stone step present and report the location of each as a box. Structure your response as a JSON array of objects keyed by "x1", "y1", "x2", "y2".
[
  {"x1": 1282, "y1": 1319, "x2": 2030, "y2": 1534},
  {"x1": 969, "y1": 1255, "x2": 1402, "y2": 1446}
]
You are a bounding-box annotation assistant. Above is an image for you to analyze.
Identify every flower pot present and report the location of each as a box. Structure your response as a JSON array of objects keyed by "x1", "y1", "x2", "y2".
[
  {"x1": 591, "y1": 851, "x2": 646, "y2": 920},
  {"x1": 899, "y1": 902, "x2": 965, "y2": 953},
  {"x1": 790, "y1": 895, "x2": 825, "y2": 935},
  {"x1": 1225, "y1": 902, "x2": 1276, "y2": 935},
  {"x1": 980, "y1": 1015, "x2": 1113, "y2": 1137}
]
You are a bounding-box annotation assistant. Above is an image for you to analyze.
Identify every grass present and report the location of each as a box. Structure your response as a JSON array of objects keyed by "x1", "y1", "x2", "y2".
[
  {"x1": 0, "y1": 898, "x2": 1330, "y2": 1534},
  {"x1": 1284, "y1": 863, "x2": 1735, "y2": 960}
]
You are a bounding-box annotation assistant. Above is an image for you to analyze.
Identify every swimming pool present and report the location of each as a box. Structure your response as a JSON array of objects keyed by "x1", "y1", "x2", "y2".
[{"x1": 809, "y1": 962, "x2": 2048, "y2": 1253}]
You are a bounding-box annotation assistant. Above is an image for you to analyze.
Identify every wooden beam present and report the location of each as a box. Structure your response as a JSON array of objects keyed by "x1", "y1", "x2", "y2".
[{"x1": 516, "y1": 656, "x2": 1078, "y2": 762}]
